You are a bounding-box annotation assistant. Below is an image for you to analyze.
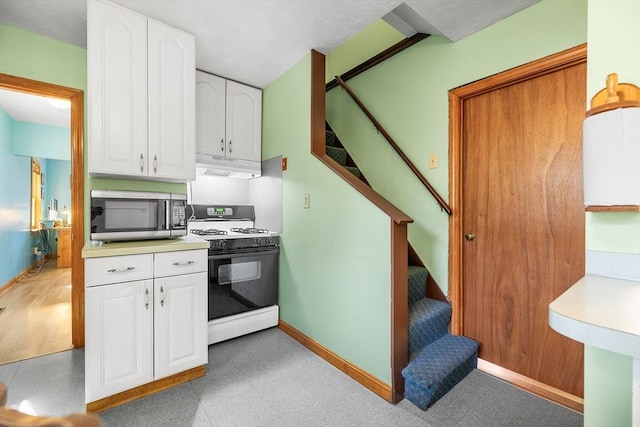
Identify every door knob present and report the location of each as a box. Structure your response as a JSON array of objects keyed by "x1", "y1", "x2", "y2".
[{"x1": 465, "y1": 232, "x2": 476, "y2": 241}]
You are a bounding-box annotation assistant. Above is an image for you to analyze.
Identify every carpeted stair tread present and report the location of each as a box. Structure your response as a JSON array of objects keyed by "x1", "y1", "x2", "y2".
[
  {"x1": 409, "y1": 298, "x2": 451, "y2": 356},
  {"x1": 327, "y1": 146, "x2": 348, "y2": 165},
  {"x1": 345, "y1": 166, "x2": 361, "y2": 178},
  {"x1": 402, "y1": 334, "x2": 479, "y2": 410},
  {"x1": 408, "y1": 266, "x2": 428, "y2": 305},
  {"x1": 326, "y1": 131, "x2": 338, "y2": 147}
]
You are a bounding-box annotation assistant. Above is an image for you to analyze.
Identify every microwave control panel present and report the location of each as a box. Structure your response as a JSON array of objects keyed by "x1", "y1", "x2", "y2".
[{"x1": 172, "y1": 201, "x2": 186, "y2": 228}]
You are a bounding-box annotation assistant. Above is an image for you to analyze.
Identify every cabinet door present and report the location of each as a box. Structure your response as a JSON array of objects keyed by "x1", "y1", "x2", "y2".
[
  {"x1": 154, "y1": 272, "x2": 207, "y2": 379},
  {"x1": 225, "y1": 81, "x2": 262, "y2": 162},
  {"x1": 85, "y1": 279, "x2": 154, "y2": 403},
  {"x1": 148, "y1": 20, "x2": 196, "y2": 181},
  {"x1": 196, "y1": 71, "x2": 227, "y2": 158},
  {"x1": 88, "y1": 0, "x2": 148, "y2": 177}
]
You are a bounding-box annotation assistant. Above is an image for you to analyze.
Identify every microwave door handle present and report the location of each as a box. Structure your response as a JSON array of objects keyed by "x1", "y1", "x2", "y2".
[{"x1": 164, "y1": 200, "x2": 170, "y2": 230}]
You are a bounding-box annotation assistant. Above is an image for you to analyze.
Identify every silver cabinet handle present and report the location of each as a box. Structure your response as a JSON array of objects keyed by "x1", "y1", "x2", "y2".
[
  {"x1": 144, "y1": 288, "x2": 150, "y2": 310},
  {"x1": 140, "y1": 154, "x2": 144, "y2": 172},
  {"x1": 173, "y1": 261, "x2": 195, "y2": 266},
  {"x1": 153, "y1": 155, "x2": 158, "y2": 173},
  {"x1": 107, "y1": 267, "x2": 136, "y2": 273},
  {"x1": 220, "y1": 139, "x2": 224, "y2": 152},
  {"x1": 228, "y1": 140, "x2": 232, "y2": 153},
  {"x1": 160, "y1": 286, "x2": 165, "y2": 307}
]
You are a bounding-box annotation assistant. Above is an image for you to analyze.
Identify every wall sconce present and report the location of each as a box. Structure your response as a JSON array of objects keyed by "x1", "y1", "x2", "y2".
[{"x1": 583, "y1": 73, "x2": 640, "y2": 209}]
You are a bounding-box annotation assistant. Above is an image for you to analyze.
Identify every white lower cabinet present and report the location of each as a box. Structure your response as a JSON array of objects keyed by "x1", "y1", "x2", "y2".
[{"x1": 85, "y1": 250, "x2": 207, "y2": 404}]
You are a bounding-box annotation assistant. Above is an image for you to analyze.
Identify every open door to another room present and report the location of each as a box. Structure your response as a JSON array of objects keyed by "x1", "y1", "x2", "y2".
[{"x1": 0, "y1": 73, "x2": 85, "y2": 348}]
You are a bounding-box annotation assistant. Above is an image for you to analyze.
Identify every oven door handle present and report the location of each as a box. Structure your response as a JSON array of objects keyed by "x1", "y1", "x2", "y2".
[{"x1": 208, "y1": 248, "x2": 279, "y2": 260}]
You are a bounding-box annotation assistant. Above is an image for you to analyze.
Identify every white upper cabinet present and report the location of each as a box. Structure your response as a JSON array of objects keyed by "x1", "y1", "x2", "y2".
[
  {"x1": 226, "y1": 80, "x2": 262, "y2": 162},
  {"x1": 88, "y1": 0, "x2": 147, "y2": 177},
  {"x1": 88, "y1": 0, "x2": 195, "y2": 182},
  {"x1": 196, "y1": 71, "x2": 262, "y2": 164},
  {"x1": 196, "y1": 72, "x2": 226, "y2": 158},
  {"x1": 148, "y1": 20, "x2": 196, "y2": 180}
]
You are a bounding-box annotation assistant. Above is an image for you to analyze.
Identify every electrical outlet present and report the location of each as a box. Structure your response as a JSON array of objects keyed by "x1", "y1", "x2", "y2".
[
  {"x1": 303, "y1": 193, "x2": 310, "y2": 209},
  {"x1": 33, "y1": 246, "x2": 39, "y2": 255},
  {"x1": 429, "y1": 154, "x2": 438, "y2": 169}
]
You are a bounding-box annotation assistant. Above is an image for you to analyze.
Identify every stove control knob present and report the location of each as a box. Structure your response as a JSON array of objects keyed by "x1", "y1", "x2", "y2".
[{"x1": 212, "y1": 240, "x2": 227, "y2": 249}]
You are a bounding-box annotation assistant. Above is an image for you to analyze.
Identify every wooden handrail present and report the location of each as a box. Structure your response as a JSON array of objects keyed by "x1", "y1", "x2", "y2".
[
  {"x1": 312, "y1": 51, "x2": 412, "y2": 225},
  {"x1": 326, "y1": 33, "x2": 429, "y2": 91},
  {"x1": 335, "y1": 76, "x2": 452, "y2": 215}
]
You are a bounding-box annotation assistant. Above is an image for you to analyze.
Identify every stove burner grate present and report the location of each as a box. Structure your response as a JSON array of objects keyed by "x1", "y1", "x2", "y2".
[
  {"x1": 190, "y1": 229, "x2": 228, "y2": 236},
  {"x1": 230, "y1": 227, "x2": 269, "y2": 234}
]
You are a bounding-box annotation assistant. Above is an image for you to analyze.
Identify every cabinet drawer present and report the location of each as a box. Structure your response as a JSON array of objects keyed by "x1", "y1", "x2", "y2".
[
  {"x1": 154, "y1": 250, "x2": 207, "y2": 277},
  {"x1": 85, "y1": 254, "x2": 154, "y2": 287}
]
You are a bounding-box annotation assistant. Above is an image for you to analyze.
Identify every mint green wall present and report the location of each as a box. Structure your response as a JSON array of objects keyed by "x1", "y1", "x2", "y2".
[
  {"x1": 262, "y1": 54, "x2": 394, "y2": 384},
  {"x1": 326, "y1": 0, "x2": 587, "y2": 294},
  {"x1": 0, "y1": 23, "x2": 186, "y2": 243},
  {"x1": 13, "y1": 121, "x2": 70, "y2": 161},
  {"x1": 585, "y1": 346, "x2": 633, "y2": 427},
  {"x1": 326, "y1": 20, "x2": 404, "y2": 83},
  {"x1": 583, "y1": 1, "x2": 640, "y2": 426}
]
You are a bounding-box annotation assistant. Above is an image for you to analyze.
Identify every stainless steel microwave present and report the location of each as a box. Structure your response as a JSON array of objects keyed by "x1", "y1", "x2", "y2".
[{"x1": 90, "y1": 190, "x2": 187, "y2": 242}]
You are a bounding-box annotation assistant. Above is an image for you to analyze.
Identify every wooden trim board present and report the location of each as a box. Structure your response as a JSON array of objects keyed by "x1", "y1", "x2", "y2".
[
  {"x1": 478, "y1": 359, "x2": 583, "y2": 413},
  {"x1": 86, "y1": 365, "x2": 205, "y2": 413},
  {"x1": 278, "y1": 321, "x2": 393, "y2": 402}
]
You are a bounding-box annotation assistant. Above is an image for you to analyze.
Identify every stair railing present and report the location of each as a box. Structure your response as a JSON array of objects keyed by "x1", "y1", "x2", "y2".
[{"x1": 334, "y1": 76, "x2": 452, "y2": 216}]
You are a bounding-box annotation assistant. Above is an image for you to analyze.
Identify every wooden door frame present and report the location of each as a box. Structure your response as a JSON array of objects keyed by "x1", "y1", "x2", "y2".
[
  {"x1": 0, "y1": 73, "x2": 85, "y2": 347},
  {"x1": 448, "y1": 44, "x2": 586, "y2": 409}
]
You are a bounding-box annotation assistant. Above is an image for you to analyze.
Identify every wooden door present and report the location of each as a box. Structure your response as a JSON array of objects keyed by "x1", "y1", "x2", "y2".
[{"x1": 459, "y1": 58, "x2": 586, "y2": 398}]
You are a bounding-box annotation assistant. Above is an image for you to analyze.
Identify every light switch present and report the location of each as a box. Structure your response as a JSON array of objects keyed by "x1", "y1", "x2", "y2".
[
  {"x1": 303, "y1": 193, "x2": 310, "y2": 209},
  {"x1": 429, "y1": 154, "x2": 438, "y2": 169}
]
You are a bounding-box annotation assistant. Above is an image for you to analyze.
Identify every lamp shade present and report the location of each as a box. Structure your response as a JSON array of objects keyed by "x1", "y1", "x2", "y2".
[{"x1": 583, "y1": 107, "x2": 640, "y2": 206}]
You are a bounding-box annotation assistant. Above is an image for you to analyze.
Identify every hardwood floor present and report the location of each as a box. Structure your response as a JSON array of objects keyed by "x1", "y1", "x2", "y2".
[{"x1": 0, "y1": 261, "x2": 73, "y2": 365}]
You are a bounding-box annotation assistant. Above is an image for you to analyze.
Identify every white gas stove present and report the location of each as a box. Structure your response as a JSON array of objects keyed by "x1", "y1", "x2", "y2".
[
  {"x1": 187, "y1": 204, "x2": 279, "y2": 345},
  {"x1": 187, "y1": 205, "x2": 279, "y2": 242}
]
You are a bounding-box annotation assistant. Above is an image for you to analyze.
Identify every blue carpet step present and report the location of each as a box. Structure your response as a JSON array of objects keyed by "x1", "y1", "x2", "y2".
[
  {"x1": 408, "y1": 266, "x2": 428, "y2": 305},
  {"x1": 409, "y1": 298, "x2": 451, "y2": 356},
  {"x1": 327, "y1": 146, "x2": 348, "y2": 165},
  {"x1": 345, "y1": 166, "x2": 361, "y2": 178},
  {"x1": 402, "y1": 334, "x2": 479, "y2": 410},
  {"x1": 326, "y1": 130, "x2": 338, "y2": 147}
]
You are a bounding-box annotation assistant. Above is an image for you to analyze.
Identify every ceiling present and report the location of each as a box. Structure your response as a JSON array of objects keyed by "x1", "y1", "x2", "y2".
[
  {"x1": 0, "y1": 88, "x2": 71, "y2": 128},
  {"x1": 0, "y1": 0, "x2": 538, "y2": 126}
]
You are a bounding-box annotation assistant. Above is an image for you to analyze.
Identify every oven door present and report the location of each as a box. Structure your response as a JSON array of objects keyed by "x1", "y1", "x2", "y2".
[{"x1": 208, "y1": 248, "x2": 279, "y2": 321}]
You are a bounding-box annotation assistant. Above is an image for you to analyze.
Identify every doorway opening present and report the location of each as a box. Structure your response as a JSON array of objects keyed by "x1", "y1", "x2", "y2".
[{"x1": 0, "y1": 73, "x2": 85, "y2": 363}]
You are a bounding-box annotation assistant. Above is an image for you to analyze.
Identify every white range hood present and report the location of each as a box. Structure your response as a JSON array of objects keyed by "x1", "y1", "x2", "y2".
[{"x1": 196, "y1": 155, "x2": 261, "y2": 179}]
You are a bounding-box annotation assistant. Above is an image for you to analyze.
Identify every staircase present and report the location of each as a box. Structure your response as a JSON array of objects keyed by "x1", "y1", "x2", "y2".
[
  {"x1": 325, "y1": 128, "x2": 479, "y2": 410},
  {"x1": 325, "y1": 128, "x2": 366, "y2": 182}
]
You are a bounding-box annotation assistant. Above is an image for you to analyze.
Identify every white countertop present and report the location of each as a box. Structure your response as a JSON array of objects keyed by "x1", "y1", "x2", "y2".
[
  {"x1": 549, "y1": 275, "x2": 640, "y2": 359},
  {"x1": 82, "y1": 235, "x2": 210, "y2": 258}
]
